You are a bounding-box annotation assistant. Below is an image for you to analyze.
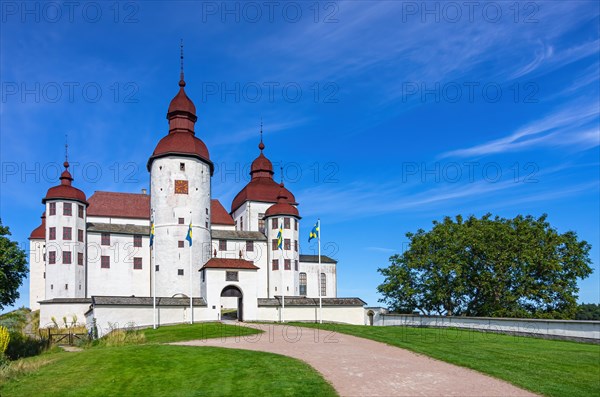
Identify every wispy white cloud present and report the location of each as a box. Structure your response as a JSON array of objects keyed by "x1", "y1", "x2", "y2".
[{"x1": 441, "y1": 102, "x2": 599, "y2": 158}]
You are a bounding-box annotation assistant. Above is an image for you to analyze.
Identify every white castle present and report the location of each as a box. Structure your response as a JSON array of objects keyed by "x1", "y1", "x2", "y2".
[{"x1": 28, "y1": 68, "x2": 366, "y2": 333}]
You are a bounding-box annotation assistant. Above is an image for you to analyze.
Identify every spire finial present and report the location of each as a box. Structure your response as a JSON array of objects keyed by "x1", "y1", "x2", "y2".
[
  {"x1": 179, "y1": 39, "x2": 185, "y2": 87},
  {"x1": 258, "y1": 118, "x2": 265, "y2": 151},
  {"x1": 280, "y1": 166, "x2": 284, "y2": 185},
  {"x1": 64, "y1": 134, "x2": 69, "y2": 168}
]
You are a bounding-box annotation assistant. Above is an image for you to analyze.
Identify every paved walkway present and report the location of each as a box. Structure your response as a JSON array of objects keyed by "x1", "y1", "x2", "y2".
[{"x1": 172, "y1": 323, "x2": 537, "y2": 397}]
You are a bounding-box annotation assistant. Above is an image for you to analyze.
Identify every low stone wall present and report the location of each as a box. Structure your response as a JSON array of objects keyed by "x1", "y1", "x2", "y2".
[{"x1": 376, "y1": 314, "x2": 600, "y2": 343}]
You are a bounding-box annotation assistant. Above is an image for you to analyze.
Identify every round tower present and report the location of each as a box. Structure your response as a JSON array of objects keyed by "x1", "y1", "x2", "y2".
[
  {"x1": 264, "y1": 184, "x2": 301, "y2": 297},
  {"x1": 42, "y1": 160, "x2": 88, "y2": 299},
  {"x1": 147, "y1": 66, "x2": 213, "y2": 298}
]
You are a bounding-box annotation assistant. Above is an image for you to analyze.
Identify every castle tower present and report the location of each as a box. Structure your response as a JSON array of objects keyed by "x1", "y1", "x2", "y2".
[
  {"x1": 42, "y1": 160, "x2": 88, "y2": 299},
  {"x1": 147, "y1": 59, "x2": 213, "y2": 298},
  {"x1": 264, "y1": 184, "x2": 301, "y2": 297}
]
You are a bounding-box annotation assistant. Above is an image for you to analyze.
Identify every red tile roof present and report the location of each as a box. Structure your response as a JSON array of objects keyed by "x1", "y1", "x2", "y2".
[
  {"x1": 201, "y1": 258, "x2": 259, "y2": 270},
  {"x1": 231, "y1": 177, "x2": 296, "y2": 213},
  {"x1": 29, "y1": 213, "x2": 46, "y2": 239},
  {"x1": 211, "y1": 199, "x2": 235, "y2": 225},
  {"x1": 87, "y1": 191, "x2": 150, "y2": 219}
]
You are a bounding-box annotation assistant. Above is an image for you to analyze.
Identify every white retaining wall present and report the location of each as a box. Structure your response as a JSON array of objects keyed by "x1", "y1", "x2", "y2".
[{"x1": 376, "y1": 314, "x2": 600, "y2": 342}]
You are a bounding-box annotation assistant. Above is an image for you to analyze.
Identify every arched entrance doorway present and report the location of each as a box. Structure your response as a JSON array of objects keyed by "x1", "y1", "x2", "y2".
[
  {"x1": 367, "y1": 310, "x2": 375, "y2": 326},
  {"x1": 220, "y1": 285, "x2": 243, "y2": 321}
]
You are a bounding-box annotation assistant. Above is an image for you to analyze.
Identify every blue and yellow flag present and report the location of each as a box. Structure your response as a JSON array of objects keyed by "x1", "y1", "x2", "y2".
[
  {"x1": 186, "y1": 222, "x2": 193, "y2": 246},
  {"x1": 308, "y1": 222, "x2": 319, "y2": 242},
  {"x1": 277, "y1": 226, "x2": 283, "y2": 250},
  {"x1": 150, "y1": 220, "x2": 155, "y2": 247}
]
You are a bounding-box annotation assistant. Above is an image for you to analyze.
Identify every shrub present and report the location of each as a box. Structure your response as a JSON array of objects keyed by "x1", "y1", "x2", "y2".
[
  {"x1": 5, "y1": 331, "x2": 47, "y2": 361},
  {"x1": 0, "y1": 326, "x2": 10, "y2": 355}
]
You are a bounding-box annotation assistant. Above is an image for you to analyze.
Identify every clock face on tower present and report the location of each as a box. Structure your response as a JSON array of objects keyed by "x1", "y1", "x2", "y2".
[{"x1": 174, "y1": 180, "x2": 189, "y2": 194}]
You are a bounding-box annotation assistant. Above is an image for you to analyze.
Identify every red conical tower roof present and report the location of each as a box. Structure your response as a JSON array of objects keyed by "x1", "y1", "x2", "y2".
[
  {"x1": 265, "y1": 183, "x2": 300, "y2": 218},
  {"x1": 148, "y1": 45, "x2": 213, "y2": 173},
  {"x1": 231, "y1": 131, "x2": 296, "y2": 213},
  {"x1": 42, "y1": 160, "x2": 88, "y2": 205}
]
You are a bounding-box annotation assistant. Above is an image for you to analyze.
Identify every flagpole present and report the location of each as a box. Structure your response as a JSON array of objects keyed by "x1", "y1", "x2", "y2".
[
  {"x1": 281, "y1": 227, "x2": 285, "y2": 323},
  {"x1": 318, "y1": 218, "x2": 322, "y2": 324},
  {"x1": 152, "y1": 209, "x2": 157, "y2": 329},
  {"x1": 189, "y1": 212, "x2": 193, "y2": 325}
]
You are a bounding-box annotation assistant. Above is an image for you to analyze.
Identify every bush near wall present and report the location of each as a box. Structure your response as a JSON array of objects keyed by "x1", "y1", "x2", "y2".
[{"x1": 4, "y1": 332, "x2": 47, "y2": 361}]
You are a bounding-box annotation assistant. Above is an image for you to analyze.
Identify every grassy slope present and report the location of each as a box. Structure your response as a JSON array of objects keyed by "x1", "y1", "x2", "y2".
[
  {"x1": 291, "y1": 323, "x2": 600, "y2": 397},
  {"x1": 1, "y1": 323, "x2": 337, "y2": 397},
  {"x1": 141, "y1": 322, "x2": 257, "y2": 344}
]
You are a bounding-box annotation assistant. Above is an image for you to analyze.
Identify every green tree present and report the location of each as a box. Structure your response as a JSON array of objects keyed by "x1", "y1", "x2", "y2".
[
  {"x1": 377, "y1": 214, "x2": 593, "y2": 319},
  {"x1": 575, "y1": 303, "x2": 600, "y2": 320},
  {"x1": 0, "y1": 220, "x2": 28, "y2": 311}
]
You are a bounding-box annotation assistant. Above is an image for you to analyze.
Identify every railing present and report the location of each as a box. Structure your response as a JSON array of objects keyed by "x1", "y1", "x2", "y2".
[
  {"x1": 376, "y1": 314, "x2": 600, "y2": 343},
  {"x1": 39, "y1": 327, "x2": 89, "y2": 345}
]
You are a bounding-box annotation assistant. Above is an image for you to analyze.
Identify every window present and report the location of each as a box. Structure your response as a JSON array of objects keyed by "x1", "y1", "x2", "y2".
[
  {"x1": 284, "y1": 217, "x2": 290, "y2": 229},
  {"x1": 284, "y1": 239, "x2": 291, "y2": 250},
  {"x1": 134, "y1": 257, "x2": 142, "y2": 270},
  {"x1": 219, "y1": 240, "x2": 227, "y2": 251},
  {"x1": 272, "y1": 259, "x2": 279, "y2": 270},
  {"x1": 284, "y1": 259, "x2": 291, "y2": 270},
  {"x1": 63, "y1": 227, "x2": 72, "y2": 240},
  {"x1": 272, "y1": 239, "x2": 278, "y2": 251},
  {"x1": 101, "y1": 256, "x2": 110, "y2": 269},
  {"x1": 240, "y1": 216, "x2": 243, "y2": 231},
  {"x1": 101, "y1": 233, "x2": 110, "y2": 246},
  {"x1": 201, "y1": 269, "x2": 205, "y2": 282},
  {"x1": 49, "y1": 251, "x2": 56, "y2": 264},
  {"x1": 271, "y1": 218, "x2": 278, "y2": 229},
  {"x1": 294, "y1": 240, "x2": 298, "y2": 252},
  {"x1": 78, "y1": 252, "x2": 83, "y2": 266},
  {"x1": 178, "y1": 217, "x2": 184, "y2": 225},
  {"x1": 294, "y1": 219, "x2": 298, "y2": 231},
  {"x1": 178, "y1": 240, "x2": 184, "y2": 248},
  {"x1": 294, "y1": 260, "x2": 298, "y2": 271},
  {"x1": 178, "y1": 269, "x2": 184, "y2": 276},
  {"x1": 65, "y1": 284, "x2": 68, "y2": 290},
  {"x1": 299, "y1": 273, "x2": 307, "y2": 296},
  {"x1": 258, "y1": 213, "x2": 265, "y2": 233},
  {"x1": 49, "y1": 202, "x2": 56, "y2": 215},
  {"x1": 133, "y1": 235, "x2": 142, "y2": 247},
  {"x1": 63, "y1": 251, "x2": 71, "y2": 264},
  {"x1": 78, "y1": 229, "x2": 84, "y2": 242},
  {"x1": 205, "y1": 221, "x2": 208, "y2": 228},
  {"x1": 246, "y1": 241, "x2": 254, "y2": 252},
  {"x1": 174, "y1": 180, "x2": 189, "y2": 194},
  {"x1": 78, "y1": 205, "x2": 84, "y2": 218},
  {"x1": 205, "y1": 207, "x2": 208, "y2": 215},
  {"x1": 49, "y1": 227, "x2": 56, "y2": 240},
  {"x1": 320, "y1": 273, "x2": 326, "y2": 296},
  {"x1": 226, "y1": 271, "x2": 239, "y2": 281},
  {"x1": 63, "y1": 202, "x2": 72, "y2": 216},
  {"x1": 180, "y1": 162, "x2": 185, "y2": 171}
]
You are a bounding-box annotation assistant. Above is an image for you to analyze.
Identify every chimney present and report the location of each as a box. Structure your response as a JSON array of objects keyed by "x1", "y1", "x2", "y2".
[{"x1": 141, "y1": 188, "x2": 147, "y2": 195}]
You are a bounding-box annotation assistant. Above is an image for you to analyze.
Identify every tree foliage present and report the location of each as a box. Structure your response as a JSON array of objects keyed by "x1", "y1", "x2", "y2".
[
  {"x1": 377, "y1": 214, "x2": 592, "y2": 319},
  {"x1": 575, "y1": 303, "x2": 600, "y2": 320},
  {"x1": 0, "y1": 221, "x2": 28, "y2": 311}
]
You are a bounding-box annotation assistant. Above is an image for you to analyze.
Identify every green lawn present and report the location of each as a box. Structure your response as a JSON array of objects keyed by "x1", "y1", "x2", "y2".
[
  {"x1": 141, "y1": 322, "x2": 259, "y2": 344},
  {"x1": 1, "y1": 323, "x2": 337, "y2": 397},
  {"x1": 291, "y1": 323, "x2": 600, "y2": 397},
  {"x1": 0, "y1": 345, "x2": 337, "y2": 397}
]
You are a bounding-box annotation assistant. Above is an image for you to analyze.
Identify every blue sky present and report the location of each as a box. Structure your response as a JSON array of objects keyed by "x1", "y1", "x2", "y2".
[{"x1": 1, "y1": 1, "x2": 598, "y2": 312}]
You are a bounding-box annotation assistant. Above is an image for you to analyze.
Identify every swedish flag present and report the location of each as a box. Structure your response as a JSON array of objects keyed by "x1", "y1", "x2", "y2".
[
  {"x1": 308, "y1": 222, "x2": 319, "y2": 242},
  {"x1": 186, "y1": 222, "x2": 193, "y2": 246},
  {"x1": 150, "y1": 221, "x2": 155, "y2": 247},
  {"x1": 277, "y1": 226, "x2": 283, "y2": 250}
]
